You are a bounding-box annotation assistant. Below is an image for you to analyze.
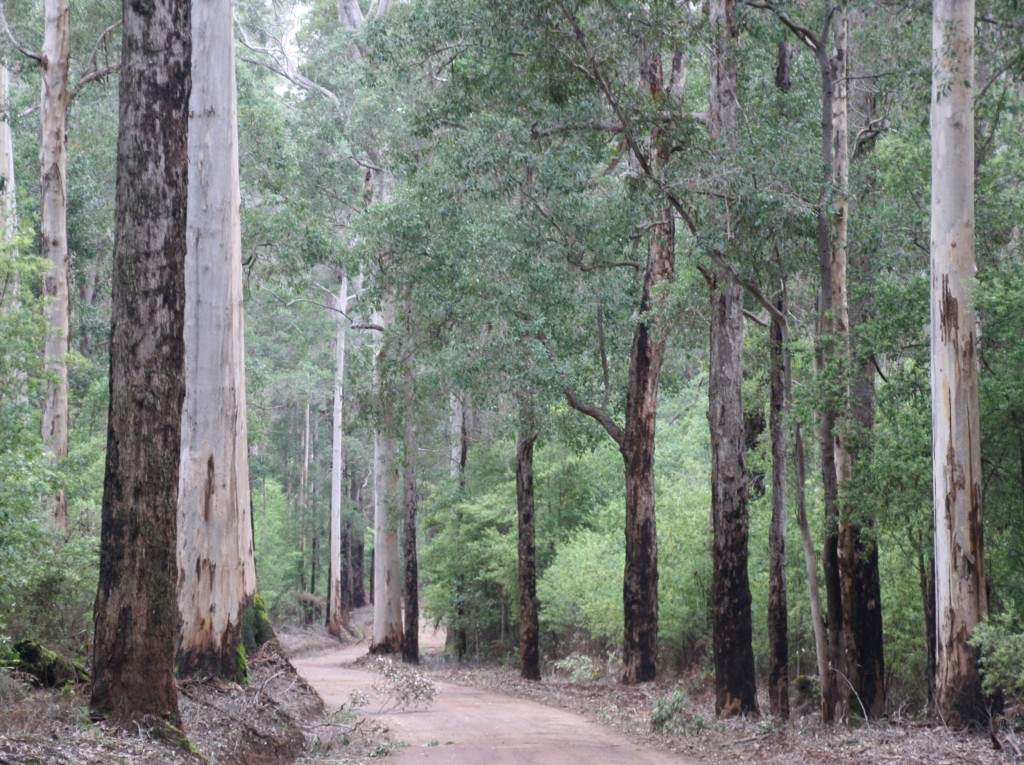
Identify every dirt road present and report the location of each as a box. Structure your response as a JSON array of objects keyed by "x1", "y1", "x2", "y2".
[{"x1": 292, "y1": 623, "x2": 700, "y2": 765}]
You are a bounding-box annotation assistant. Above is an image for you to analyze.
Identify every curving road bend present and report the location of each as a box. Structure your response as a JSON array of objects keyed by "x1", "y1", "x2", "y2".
[{"x1": 291, "y1": 624, "x2": 701, "y2": 765}]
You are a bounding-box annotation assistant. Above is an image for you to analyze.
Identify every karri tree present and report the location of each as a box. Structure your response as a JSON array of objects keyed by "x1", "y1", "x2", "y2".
[
  {"x1": 930, "y1": 0, "x2": 988, "y2": 726},
  {"x1": 177, "y1": 0, "x2": 267, "y2": 681},
  {"x1": 90, "y1": 0, "x2": 190, "y2": 725}
]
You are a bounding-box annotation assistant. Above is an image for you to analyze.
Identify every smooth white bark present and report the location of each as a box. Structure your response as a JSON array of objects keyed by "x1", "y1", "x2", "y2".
[
  {"x1": 328, "y1": 272, "x2": 350, "y2": 637},
  {"x1": 0, "y1": 64, "x2": 16, "y2": 248},
  {"x1": 372, "y1": 299, "x2": 403, "y2": 651},
  {"x1": 177, "y1": 0, "x2": 258, "y2": 675},
  {"x1": 931, "y1": 0, "x2": 987, "y2": 724},
  {"x1": 39, "y1": 0, "x2": 71, "y2": 529}
]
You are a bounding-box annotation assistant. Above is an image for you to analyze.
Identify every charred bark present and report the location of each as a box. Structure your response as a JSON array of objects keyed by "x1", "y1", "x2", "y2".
[
  {"x1": 517, "y1": 422, "x2": 540, "y2": 681},
  {"x1": 768, "y1": 296, "x2": 789, "y2": 720},
  {"x1": 709, "y1": 276, "x2": 758, "y2": 717},
  {"x1": 90, "y1": 0, "x2": 190, "y2": 724}
]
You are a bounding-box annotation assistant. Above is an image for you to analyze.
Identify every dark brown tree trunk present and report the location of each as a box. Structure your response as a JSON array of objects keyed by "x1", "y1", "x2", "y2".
[
  {"x1": 920, "y1": 548, "x2": 937, "y2": 707},
  {"x1": 90, "y1": 0, "x2": 190, "y2": 725},
  {"x1": 401, "y1": 349, "x2": 419, "y2": 664},
  {"x1": 708, "y1": 0, "x2": 757, "y2": 718},
  {"x1": 768, "y1": 295, "x2": 789, "y2": 720},
  {"x1": 709, "y1": 276, "x2": 758, "y2": 717},
  {"x1": 349, "y1": 464, "x2": 367, "y2": 608},
  {"x1": 517, "y1": 418, "x2": 540, "y2": 681}
]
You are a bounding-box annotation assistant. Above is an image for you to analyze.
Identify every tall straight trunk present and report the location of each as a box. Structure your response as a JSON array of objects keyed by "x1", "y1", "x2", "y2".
[
  {"x1": 564, "y1": 40, "x2": 673, "y2": 685},
  {"x1": 768, "y1": 295, "x2": 789, "y2": 720},
  {"x1": 328, "y1": 272, "x2": 350, "y2": 637},
  {"x1": 709, "y1": 278, "x2": 758, "y2": 716},
  {"x1": 371, "y1": 301, "x2": 403, "y2": 653},
  {"x1": 39, "y1": 0, "x2": 71, "y2": 530},
  {"x1": 90, "y1": 0, "x2": 189, "y2": 723},
  {"x1": 517, "y1": 404, "x2": 540, "y2": 681},
  {"x1": 310, "y1": 415, "x2": 320, "y2": 607},
  {"x1": 931, "y1": 0, "x2": 988, "y2": 726},
  {"x1": 176, "y1": 0, "x2": 263, "y2": 681},
  {"x1": 401, "y1": 328, "x2": 419, "y2": 664},
  {"x1": 708, "y1": 0, "x2": 757, "y2": 717},
  {"x1": 350, "y1": 467, "x2": 367, "y2": 608},
  {"x1": 0, "y1": 64, "x2": 15, "y2": 250},
  {"x1": 299, "y1": 402, "x2": 311, "y2": 593},
  {"x1": 811, "y1": 10, "x2": 848, "y2": 722}
]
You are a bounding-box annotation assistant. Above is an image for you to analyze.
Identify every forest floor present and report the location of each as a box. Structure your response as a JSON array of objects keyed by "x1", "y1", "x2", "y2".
[
  {"x1": 0, "y1": 634, "x2": 383, "y2": 764},
  {"x1": 2, "y1": 611, "x2": 1022, "y2": 765}
]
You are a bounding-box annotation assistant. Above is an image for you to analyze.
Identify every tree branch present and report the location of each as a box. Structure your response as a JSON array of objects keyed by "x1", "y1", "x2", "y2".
[
  {"x1": 0, "y1": 4, "x2": 40, "y2": 62},
  {"x1": 564, "y1": 386, "x2": 624, "y2": 447}
]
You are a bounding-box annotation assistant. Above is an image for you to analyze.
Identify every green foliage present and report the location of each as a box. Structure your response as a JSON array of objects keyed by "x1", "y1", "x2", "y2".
[
  {"x1": 650, "y1": 689, "x2": 710, "y2": 734},
  {"x1": 253, "y1": 478, "x2": 305, "y2": 619},
  {"x1": 551, "y1": 653, "x2": 603, "y2": 682},
  {"x1": 970, "y1": 611, "x2": 1024, "y2": 702}
]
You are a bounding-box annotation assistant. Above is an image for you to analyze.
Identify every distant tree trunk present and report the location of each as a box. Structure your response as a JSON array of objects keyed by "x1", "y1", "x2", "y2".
[
  {"x1": 371, "y1": 300, "x2": 403, "y2": 654},
  {"x1": 401, "y1": 323, "x2": 419, "y2": 664},
  {"x1": 516, "y1": 400, "x2": 540, "y2": 681},
  {"x1": 768, "y1": 294, "x2": 789, "y2": 721},
  {"x1": 299, "y1": 402, "x2": 311, "y2": 593},
  {"x1": 0, "y1": 64, "x2": 16, "y2": 251},
  {"x1": 450, "y1": 392, "x2": 468, "y2": 488},
  {"x1": 931, "y1": 0, "x2": 989, "y2": 726},
  {"x1": 328, "y1": 272, "x2": 350, "y2": 638},
  {"x1": 350, "y1": 467, "x2": 367, "y2": 608},
  {"x1": 310, "y1": 415, "x2": 321, "y2": 609},
  {"x1": 708, "y1": 0, "x2": 758, "y2": 718},
  {"x1": 90, "y1": 0, "x2": 190, "y2": 724},
  {"x1": 919, "y1": 547, "x2": 937, "y2": 706},
  {"x1": 176, "y1": 0, "x2": 264, "y2": 682},
  {"x1": 39, "y1": 0, "x2": 71, "y2": 530}
]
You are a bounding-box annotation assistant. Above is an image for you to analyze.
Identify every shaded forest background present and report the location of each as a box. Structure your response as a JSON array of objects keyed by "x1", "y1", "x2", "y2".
[{"x1": 2, "y1": 0, "x2": 1024, "y2": 721}]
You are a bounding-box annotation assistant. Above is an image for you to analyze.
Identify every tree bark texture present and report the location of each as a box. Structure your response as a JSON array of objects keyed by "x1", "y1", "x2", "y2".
[
  {"x1": 709, "y1": 277, "x2": 758, "y2": 717},
  {"x1": 39, "y1": 0, "x2": 71, "y2": 529},
  {"x1": 930, "y1": 0, "x2": 989, "y2": 726},
  {"x1": 371, "y1": 302, "x2": 403, "y2": 653},
  {"x1": 176, "y1": 0, "x2": 260, "y2": 682},
  {"x1": 768, "y1": 297, "x2": 789, "y2": 721},
  {"x1": 401, "y1": 334, "x2": 419, "y2": 664},
  {"x1": 708, "y1": 0, "x2": 757, "y2": 718},
  {"x1": 328, "y1": 273, "x2": 350, "y2": 638},
  {"x1": 90, "y1": 0, "x2": 190, "y2": 723},
  {"x1": 517, "y1": 420, "x2": 540, "y2": 681},
  {"x1": 0, "y1": 65, "x2": 16, "y2": 248},
  {"x1": 812, "y1": 10, "x2": 848, "y2": 722}
]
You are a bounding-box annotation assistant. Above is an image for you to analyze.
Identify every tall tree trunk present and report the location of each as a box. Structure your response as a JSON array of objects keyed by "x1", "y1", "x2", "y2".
[
  {"x1": 176, "y1": 0, "x2": 264, "y2": 682},
  {"x1": 517, "y1": 401, "x2": 540, "y2": 681},
  {"x1": 371, "y1": 301, "x2": 403, "y2": 653},
  {"x1": 350, "y1": 466, "x2": 367, "y2": 608},
  {"x1": 39, "y1": 0, "x2": 71, "y2": 530},
  {"x1": 299, "y1": 402, "x2": 310, "y2": 593},
  {"x1": 930, "y1": 0, "x2": 989, "y2": 725},
  {"x1": 812, "y1": 11, "x2": 847, "y2": 722},
  {"x1": 708, "y1": 0, "x2": 758, "y2": 718},
  {"x1": 328, "y1": 272, "x2": 350, "y2": 637},
  {"x1": 709, "y1": 277, "x2": 758, "y2": 717},
  {"x1": 90, "y1": 0, "x2": 189, "y2": 723},
  {"x1": 768, "y1": 294, "x2": 789, "y2": 721},
  {"x1": 0, "y1": 64, "x2": 16, "y2": 253},
  {"x1": 401, "y1": 325, "x2": 419, "y2": 664}
]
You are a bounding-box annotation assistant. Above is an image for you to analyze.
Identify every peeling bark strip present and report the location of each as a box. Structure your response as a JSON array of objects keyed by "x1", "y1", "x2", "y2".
[
  {"x1": 90, "y1": 0, "x2": 190, "y2": 725},
  {"x1": 930, "y1": 0, "x2": 988, "y2": 726},
  {"x1": 176, "y1": 0, "x2": 260, "y2": 682}
]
